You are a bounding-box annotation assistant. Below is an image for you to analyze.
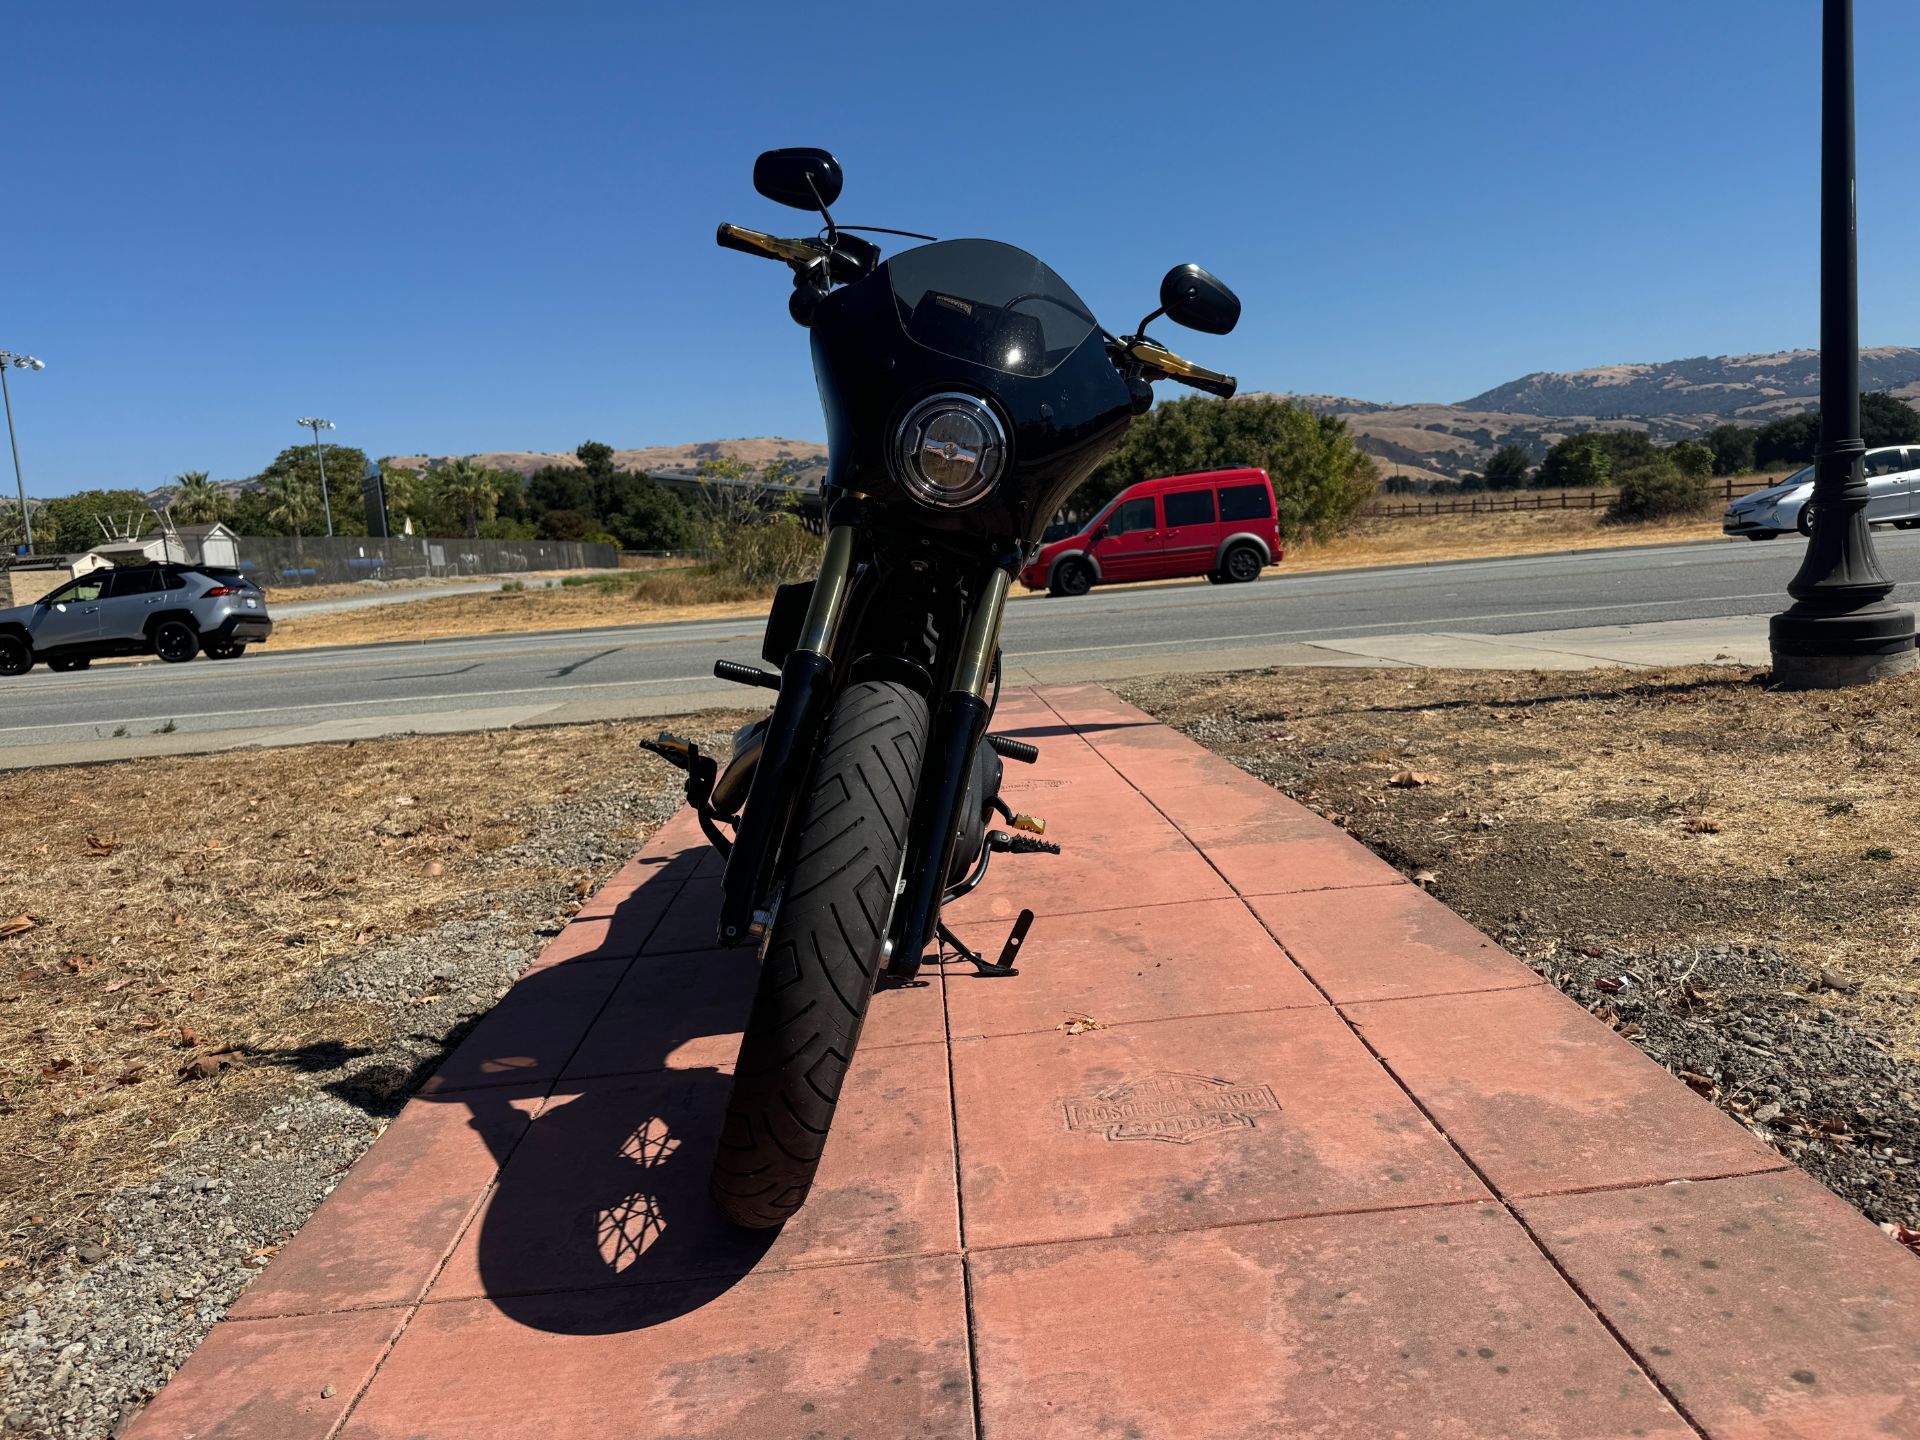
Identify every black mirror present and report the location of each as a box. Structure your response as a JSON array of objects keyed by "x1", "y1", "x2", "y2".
[
  {"x1": 753, "y1": 148, "x2": 843, "y2": 212},
  {"x1": 1160, "y1": 264, "x2": 1240, "y2": 336},
  {"x1": 1092, "y1": 524, "x2": 1111, "y2": 542}
]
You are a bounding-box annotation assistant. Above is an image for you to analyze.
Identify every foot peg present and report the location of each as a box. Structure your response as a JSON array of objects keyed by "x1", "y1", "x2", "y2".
[
  {"x1": 988, "y1": 829, "x2": 1061, "y2": 856},
  {"x1": 937, "y1": 909, "x2": 1034, "y2": 978}
]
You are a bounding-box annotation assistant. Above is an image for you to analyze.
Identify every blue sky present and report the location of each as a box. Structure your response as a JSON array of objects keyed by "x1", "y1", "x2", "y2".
[{"x1": 9, "y1": 0, "x2": 1918, "y2": 496}]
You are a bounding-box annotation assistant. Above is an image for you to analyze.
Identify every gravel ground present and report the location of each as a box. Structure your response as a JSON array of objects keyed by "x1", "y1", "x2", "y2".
[{"x1": 0, "y1": 719, "x2": 738, "y2": 1440}]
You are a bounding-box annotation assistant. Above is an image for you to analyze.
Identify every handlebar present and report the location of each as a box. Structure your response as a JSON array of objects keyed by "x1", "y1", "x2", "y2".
[
  {"x1": 1125, "y1": 339, "x2": 1238, "y2": 399},
  {"x1": 716, "y1": 222, "x2": 823, "y2": 264}
]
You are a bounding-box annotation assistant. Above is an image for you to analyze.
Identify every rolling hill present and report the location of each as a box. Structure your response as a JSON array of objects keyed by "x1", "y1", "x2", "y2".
[{"x1": 1278, "y1": 346, "x2": 1920, "y2": 485}]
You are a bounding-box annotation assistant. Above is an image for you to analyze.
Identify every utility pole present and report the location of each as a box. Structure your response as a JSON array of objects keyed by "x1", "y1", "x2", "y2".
[
  {"x1": 1, "y1": 352, "x2": 46, "y2": 554},
  {"x1": 297, "y1": 416, "x2": 337, "y2": 538},
  {"x1": 1768, "y1": 0, "x2": 1916, "y2": 687}
]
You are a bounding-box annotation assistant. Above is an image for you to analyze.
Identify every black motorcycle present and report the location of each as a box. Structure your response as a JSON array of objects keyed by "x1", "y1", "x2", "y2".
[{"x1": 646, "y1": 147, "x2": 1240, "y2": 1229}]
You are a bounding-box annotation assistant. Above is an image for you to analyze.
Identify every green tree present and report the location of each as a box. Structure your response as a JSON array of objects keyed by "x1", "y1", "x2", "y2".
[
  {"x1": 1606, "y1": 456, "x2": 1711, "y2": 524},
  {"x1": 436, "y1": 456, "x2": 505, "y2": 538},
  {"x1": 263, "y1": 473, "x2": 316, "y2": 538},
  {"x1": 167, "y1": 470, "x2": 222, "y2": 523},
  {"x1": 1862, "y1": 392, "x2": 1920, "y2": 448},
  {"x1": 255, "y1": 443, "x2": 370, "y2": 536},
  {"x1": 1753, "y1": 413, "x2": 1820, "y2": 469},
  {"x1": 39, "y1": 489, "x2": 156, "y2": 553},
  {"x1": 1668, "y1": 440, "x2": 1715, "y2": 479},
  {"x1": 1481, "y1": 445, "x2": 1532, "y2": 491},
  {"x1": 538, "y1": 508, "x2": 593, "y2": 541},
  {"x1": 1706, "y1": 424, "x2": 1756, "y2": 476},
  {"x1": 1084, "y1": 396, "x2": 1377, "y2": 541},
  {"x1": 1537, "y1": 433, "x2": 1613, "y2": 489},
  {"x1": 610, "y1": 484, "x2": 695, "y2": 550}
]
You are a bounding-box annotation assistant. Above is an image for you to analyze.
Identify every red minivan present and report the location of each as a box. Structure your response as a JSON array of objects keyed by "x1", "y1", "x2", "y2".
[{"x1": 1020, "y1": 468, "x2": 1283, "y2": 596}]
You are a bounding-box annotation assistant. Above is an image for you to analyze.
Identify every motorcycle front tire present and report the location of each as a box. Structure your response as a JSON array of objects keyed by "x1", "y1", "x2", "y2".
[{"x1": 710, "y1": 678, "x2": 929, "y2": 1229}]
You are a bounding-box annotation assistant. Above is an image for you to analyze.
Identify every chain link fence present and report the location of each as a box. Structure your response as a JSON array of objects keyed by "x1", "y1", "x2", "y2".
[{"x1": 227, "y1": 535, "x2": 618, "y2": 587}]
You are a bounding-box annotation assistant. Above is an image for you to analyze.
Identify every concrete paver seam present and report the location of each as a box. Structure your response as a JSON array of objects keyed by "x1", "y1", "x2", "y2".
[
  {"x1": 314, "y1": 869, "x2": 690, "y2": 1435},
  {"x1": 1029, "y1": 686, "x2": 1716, "y2": 1439}
]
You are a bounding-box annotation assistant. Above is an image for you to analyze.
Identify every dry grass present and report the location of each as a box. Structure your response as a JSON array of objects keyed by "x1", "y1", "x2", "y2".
[
  {"x1": 0, "y1": 721, "x2": 726, "y2": 1263},
  {"x1": 268, "y1": 568, "x2": 778, "y2": 649},
  {"x1": 1282, "y1": 508, "x2": 1727, "y2": 571},
  {"x1": 1125, "y1": 665, "x2": 1920, "y2": 1056}
]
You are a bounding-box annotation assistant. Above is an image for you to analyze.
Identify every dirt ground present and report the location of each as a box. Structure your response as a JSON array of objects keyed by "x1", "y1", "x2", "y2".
[
  {"x1": 1124, "y1": 665, "x2": 1920, "y2": 1234},
  {"x1": 0, "y1": 715, "x2": 748, "y2": 1295}
]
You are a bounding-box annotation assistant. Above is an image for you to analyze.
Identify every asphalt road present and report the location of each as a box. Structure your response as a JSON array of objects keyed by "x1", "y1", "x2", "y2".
[{"x1": 7, "y1": 530, "x2": 1920, "y2": 763}]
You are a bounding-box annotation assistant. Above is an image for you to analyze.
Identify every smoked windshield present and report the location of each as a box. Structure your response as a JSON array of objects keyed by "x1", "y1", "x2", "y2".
[{"x1": 888, "y1": 239, "x2": 1099, "y2": 379}]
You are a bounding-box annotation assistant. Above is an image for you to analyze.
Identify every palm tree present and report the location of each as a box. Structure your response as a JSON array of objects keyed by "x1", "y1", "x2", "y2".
[
  {"x1": 437, "y1": 457, "x2": 501, "y2": 538},
  {"x1": 263, "y1": 473, "x2": 313, "y2": 538},
  {"x1": 169, "y1": 470, "x2": 222, "y2": 524}
]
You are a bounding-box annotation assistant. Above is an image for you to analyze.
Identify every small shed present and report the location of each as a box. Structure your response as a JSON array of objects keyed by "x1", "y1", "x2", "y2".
[
  {"x1": 98, "y1": 523, "x2": 241, "y2": 569},
  {"x1": 1, "y1": 552, "x2": 112, "y2": 607}
]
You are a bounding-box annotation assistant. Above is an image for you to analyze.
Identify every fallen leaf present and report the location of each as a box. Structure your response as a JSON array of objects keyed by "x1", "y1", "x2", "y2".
[
  {"x1": 1595, "y1": 976, "x2": 1630, "y2": 995},
  {"x1": 1060, "y1": 1015, "x2": 1102, "y2": 1035},
  {"x1": 85, "y1": 835, "x2": 117, "y2": 857},
  {"x1": 62, "y1": 954, "x2": 97, "y2": 974},
  {"x1": 174, "y1": 1027, "x2": 201, "y2": 1048},
  {"x1": 1412, "y1": 868, "x2": 1438, "y2": 889},
  {"x1": 1677, "y1": 1070, "x2": 1717, "y2": 1096},
  {"x1": 178, "y1": 1056, "x2": 223, "y2": 1081},
  {"x1": 104, "y1": 978, "x2": 133, "y2": 993},
  {"x1": 1387, "y1": 771, "x2": 1440, "y2": 788},
  {"x1": 0, "y1": 915, "x2": 35, "y2": 941},
  {"x1": 1684, "y1": 817, "x2": 1725, "y2": 834},
  {"x1": 1880, "y1": 1222, "x2": 1920, "y2": 1251}
]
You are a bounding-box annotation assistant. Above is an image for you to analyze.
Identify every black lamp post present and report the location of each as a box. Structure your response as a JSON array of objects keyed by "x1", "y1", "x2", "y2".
[{"x1": 1768, "y1": 0, "x2": 1916, "y2": 687}]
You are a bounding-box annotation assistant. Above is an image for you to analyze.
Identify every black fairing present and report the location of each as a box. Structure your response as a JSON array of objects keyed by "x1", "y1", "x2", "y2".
[{"x1": 808, "y1": 243, "x2": 1135, "y2": 546}]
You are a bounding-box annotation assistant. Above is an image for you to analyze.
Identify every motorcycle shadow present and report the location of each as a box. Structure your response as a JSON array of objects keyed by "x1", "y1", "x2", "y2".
[{"x1": 430, "y1": 861, "x2": 781, "y2": 1335}]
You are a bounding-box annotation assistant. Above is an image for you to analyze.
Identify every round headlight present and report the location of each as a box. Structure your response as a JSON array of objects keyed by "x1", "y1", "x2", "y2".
[{"x1": 892, "y1": 392, "x2": 1007, "y2": 509}]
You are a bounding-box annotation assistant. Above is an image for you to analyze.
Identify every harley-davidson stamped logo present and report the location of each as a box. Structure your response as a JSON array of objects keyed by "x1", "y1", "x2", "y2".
[{"x1": 1062, "y1": 1071, "x2": 1281, "y2": 1144}]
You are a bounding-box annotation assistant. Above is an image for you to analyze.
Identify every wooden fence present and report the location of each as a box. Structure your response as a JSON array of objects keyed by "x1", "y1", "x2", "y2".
[{"x1": 1363, "y1": 478, "x2": 1747, "y2": 519}]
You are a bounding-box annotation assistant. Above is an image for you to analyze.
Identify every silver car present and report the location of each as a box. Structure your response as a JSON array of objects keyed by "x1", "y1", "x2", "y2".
[
  {"x1": 1723, "y1": 444, "x2": 1920, "y2": 540},
  {"x1": 0, "y1": 563, "x2": 273, "y2": 675}
]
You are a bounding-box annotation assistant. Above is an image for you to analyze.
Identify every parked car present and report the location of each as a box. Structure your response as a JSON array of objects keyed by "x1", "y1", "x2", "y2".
[
  {"x1": 1020, "y1": 467, "x2": 1283, "y2": 595},
  {"x1": 0, "y1": 562, "x2": 272, "y2": 676},
  {"x1": 1722, "y1": 445, "x2": 1920, "y2": 540}
]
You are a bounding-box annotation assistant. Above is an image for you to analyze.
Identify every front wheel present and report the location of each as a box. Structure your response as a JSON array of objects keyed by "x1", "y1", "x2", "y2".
[
  {"x1": 1797, "y1": 506, "x2": 1816, "y2": 538},
  {"x1": 0, "y1": 635, "x2": 33, "y2": 677},
  {"x1": 710, "y1": 678, "x2": 929, "y2": 1230},
  {"x1": 153, "y1": 620, "x2": 199, "y2": 663},
  {"x1": 1049, "y1": 558, "x2": 1093, "y2": 597}
]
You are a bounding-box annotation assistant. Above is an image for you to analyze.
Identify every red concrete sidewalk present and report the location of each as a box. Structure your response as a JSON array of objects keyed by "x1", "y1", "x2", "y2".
[{"x1": 124, "y1": 686, "x2": 1920, "y2": 1440}]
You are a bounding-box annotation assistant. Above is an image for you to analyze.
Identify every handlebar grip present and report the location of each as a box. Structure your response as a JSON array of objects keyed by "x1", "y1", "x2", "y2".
[
  {"x1": 1182, "y1": 369, "x2": 1238, "y2": 399},
  {"x1": 716, "y1": 222, "x2": 819, "y2": 264},
  {"x1": 1128, "y1": 340, "x2": 1238, "y2": 399}
]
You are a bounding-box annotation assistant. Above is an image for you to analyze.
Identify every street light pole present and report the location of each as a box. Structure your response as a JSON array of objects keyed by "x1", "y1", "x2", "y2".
[
  {"x1": 1, "y1": 351, "x2": 46, "y2": 556},
  {"x1": 297, "y1": 416, "x2": 336, "y2": 538},
  {"x1": 1768, "y1": 0, "x2": 1916, "y2": 687}
]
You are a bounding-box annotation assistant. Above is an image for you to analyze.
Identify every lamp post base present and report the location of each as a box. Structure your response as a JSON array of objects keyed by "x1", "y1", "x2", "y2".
[{"x1": 1769, "y1": 602, "x2": 1917, "y2": 689}]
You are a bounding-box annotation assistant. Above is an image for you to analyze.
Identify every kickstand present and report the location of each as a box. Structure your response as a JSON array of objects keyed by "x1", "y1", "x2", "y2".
[{"x1": 938, "y1": 910, "x2": 1034, "y2": 978}]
